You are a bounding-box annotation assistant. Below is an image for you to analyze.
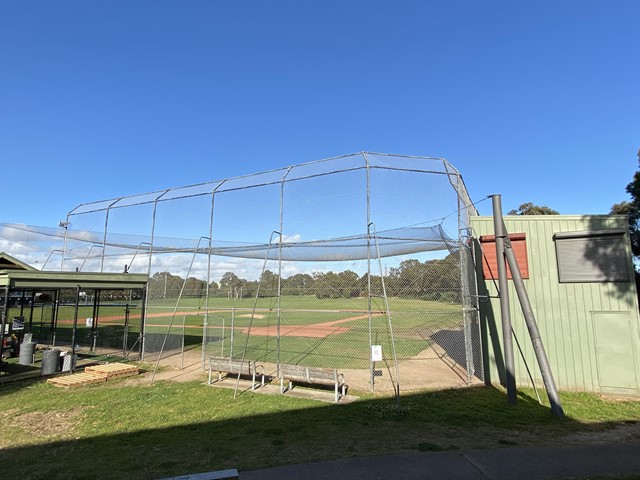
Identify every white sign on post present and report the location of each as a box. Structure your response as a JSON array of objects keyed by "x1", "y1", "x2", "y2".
[{"x1": 371, "y1": 345, "x2": 383, "y2": 362}]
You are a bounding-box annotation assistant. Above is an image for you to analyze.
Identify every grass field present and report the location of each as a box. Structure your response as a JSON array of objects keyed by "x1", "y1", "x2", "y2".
[
  {"x1": 12, "y1": 296, "x2": 466, "y2": 370},
  {"x1": 147, "y1": 294, "x2": 462, "y2": 315},
  {"x1": 0, "y1": 375, "x2": 639, "y2": 479},
  {"x1": 145, "y1": 298, "x2": 463, "y2": 369},
  {"x1": 9, "y1": 296, "x2": 461, "y2": 329}
]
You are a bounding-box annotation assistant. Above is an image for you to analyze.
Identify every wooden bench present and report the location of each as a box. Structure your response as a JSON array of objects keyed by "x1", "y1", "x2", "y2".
[
  {"x1": 208, "y1": 356, "x2": 265, "y2": 391},
  {"x1": 279, "y1": 363, "x2": 346, "y2": 403}
]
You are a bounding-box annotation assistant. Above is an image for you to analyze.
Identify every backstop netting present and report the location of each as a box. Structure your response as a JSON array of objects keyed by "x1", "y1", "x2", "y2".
[{"x1": 0, "y1": 152, "x2": 482, "y2": 393}]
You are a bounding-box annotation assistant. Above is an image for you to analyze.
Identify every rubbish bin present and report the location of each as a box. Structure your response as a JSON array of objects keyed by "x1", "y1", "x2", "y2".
[
  {"x1": 41, "y1": 348, "x2": 60, "y2": 375},
  {"x1": 61, "y1": 352, "x2": 77, "y2": 372},
  {"x1": 18, "y1": 342, "x2": 36, "y2": 365}
]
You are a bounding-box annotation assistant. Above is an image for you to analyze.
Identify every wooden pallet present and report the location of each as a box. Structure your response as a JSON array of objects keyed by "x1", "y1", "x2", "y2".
[
  {"x1": 48, "y1": 363, "x2": 139, "y2": 388},
  {"x1": 84, "y1": 363, "x2": 139, "y2": 379},
  {"x1": 47, "y1": 372, "x2": 108, "y2": 388}
]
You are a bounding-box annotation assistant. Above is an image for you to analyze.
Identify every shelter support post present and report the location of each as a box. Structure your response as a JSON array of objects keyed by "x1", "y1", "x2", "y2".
[
  {"x1": 0, "y1": 287, "x2": 9, "y2": 362},
  {"x1": 70, "y1": 285, "x2": 81, "y2": 372}
]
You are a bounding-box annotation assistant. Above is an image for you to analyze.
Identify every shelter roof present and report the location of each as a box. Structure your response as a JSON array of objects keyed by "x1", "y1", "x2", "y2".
[
  {"x1": 0, "y1": 252, "x2": 37, "y2": 272},
  {"x1": 0, "y1": 270, "x2": 148, "y2": 290}
]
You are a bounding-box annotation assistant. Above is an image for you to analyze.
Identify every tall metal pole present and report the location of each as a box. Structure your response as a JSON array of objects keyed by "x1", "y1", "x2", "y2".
[
  {"x1": 456, "y1": 173, "x2": 475, "y2": 384},
  {"x1": 503, "y1": 231, "x2": 565, "y2": 417},
  {"x1": 372, "y1": 223, "x2": 401, "y2": 411},
  {"x1": 277, "y1": 168, "x2": 292, "y2": 376},
  {"x1": 203, "y1": 181, "x2": 225, "y2": 368},
  {"x1": 491, "y1": 194, "x2": 517, "y2": 404},
  {"x1": 203, "y1": 191, "x2": 214, "y2": 369},
  {"x1": 364, "y1": 153, "x2": 374, "y2": 392},
  {"x1": 142, "y1": 191, "x2": 165, "y2": 360},
  {"x1": 150, "y1": 236, "x2": 208, "y2": 384},
  {"x1": 203, "y1": 190, "x2": 215, "y2": 368},
  {"x1": 100, "y1": 199, "x2": 120, "y2": 273}
]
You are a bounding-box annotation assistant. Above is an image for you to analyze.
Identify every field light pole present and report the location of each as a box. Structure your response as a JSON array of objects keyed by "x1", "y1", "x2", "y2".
[{"x1": 59, "y1": 220, "x2": 70, "y2": 271}]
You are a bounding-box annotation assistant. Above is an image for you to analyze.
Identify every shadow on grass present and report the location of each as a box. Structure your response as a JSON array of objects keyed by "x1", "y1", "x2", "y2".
[
  {"x1": 0, "y1": 382, "x2": 600, "y2": 480},
  {"x1": 430, "y1": 329, "x2": 484, "y2": 381}
]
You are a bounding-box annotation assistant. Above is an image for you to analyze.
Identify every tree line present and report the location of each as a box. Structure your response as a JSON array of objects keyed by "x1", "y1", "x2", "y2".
[{"x1": 147, "y1": 254, "x2": 462, "y2": 302}]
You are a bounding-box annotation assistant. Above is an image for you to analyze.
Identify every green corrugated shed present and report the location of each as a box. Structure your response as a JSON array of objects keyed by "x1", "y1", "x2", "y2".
[{"x1": 471, "y1": 215, "x2": 640, "y2": 396}]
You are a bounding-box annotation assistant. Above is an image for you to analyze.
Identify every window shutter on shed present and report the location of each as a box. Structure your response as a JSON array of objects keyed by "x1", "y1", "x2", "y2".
[{"x1": 554, "y1": 229, "x2": 629, "y2": 283}]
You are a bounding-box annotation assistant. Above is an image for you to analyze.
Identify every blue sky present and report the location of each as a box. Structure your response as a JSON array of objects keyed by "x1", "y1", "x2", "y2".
[{"x1": 1, "y1": 0, "x2": 639, "y2": 230}]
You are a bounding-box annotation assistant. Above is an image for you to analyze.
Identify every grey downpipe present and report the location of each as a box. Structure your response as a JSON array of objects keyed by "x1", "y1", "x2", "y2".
[
  {"x1": 502, "y1": 229, "x2": 565, "y2": 418},
  {"x1": 491, "y1": 195, "x2": 517, "y2": 404}
]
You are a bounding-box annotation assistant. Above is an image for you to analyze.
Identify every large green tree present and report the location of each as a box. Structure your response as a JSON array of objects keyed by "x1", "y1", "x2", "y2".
[
  {"x1": 611, "y1": 149, "x2": 640, "y2": 260},
  {"x1": 507, "y1": 202, "x2": 559, "y2": 215},
  {"x1": 148, "y1": 271, "x2": 184, "y2": 300},
  {"x1": 219, "y1": 271, "x2": 243, "y2": 298},
  {"x1": 282, "y1": 273, "x2": 314, "y2": 296}
]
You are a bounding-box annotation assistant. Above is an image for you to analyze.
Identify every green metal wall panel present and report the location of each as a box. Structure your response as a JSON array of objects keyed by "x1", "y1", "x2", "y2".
[
  {"x1": 592, "y1": 311, "x2": 639, "y2": 394},
  {"x1": 471, "y1": 215, "x2": 640, "y2": 395}
]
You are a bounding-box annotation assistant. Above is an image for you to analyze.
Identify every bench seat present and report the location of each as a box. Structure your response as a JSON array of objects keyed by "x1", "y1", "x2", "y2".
[
  {"x1": 279, "y1": 363, "x2": 346, "y2": 402},
  {"x1": 208, "y1": 356, "x2": 265, "y2": 391}
]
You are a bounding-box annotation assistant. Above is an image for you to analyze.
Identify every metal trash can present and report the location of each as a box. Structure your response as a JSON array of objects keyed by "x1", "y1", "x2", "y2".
[
  {"x1": 41, "y1": 348, "x2": 61, "y2": 375},
  {"x1": 61, "y1": 352, "x2": 77, "y2": 372},
  {"x1": 18, "y1": 342, "x2": 36, "y2": 365}
]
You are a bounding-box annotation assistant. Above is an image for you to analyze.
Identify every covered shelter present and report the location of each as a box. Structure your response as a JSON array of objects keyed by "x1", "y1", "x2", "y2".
[{"x1": 0, "y1": 252, "x2": 148, "y2": 377}]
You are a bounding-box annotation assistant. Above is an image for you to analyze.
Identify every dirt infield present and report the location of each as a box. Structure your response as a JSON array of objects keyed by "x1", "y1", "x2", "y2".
[
  {"x1": 243, "y1": 313, "x2": 384, "y2": 338},
  {"x1": 142, "y1": 311, "x2": 386, "y2": 339}
]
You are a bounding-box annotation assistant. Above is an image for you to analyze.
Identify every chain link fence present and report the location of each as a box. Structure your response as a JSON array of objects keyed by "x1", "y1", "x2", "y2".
[{"x1": 27, "y1": 152, "x2": 483, "y2": 392}]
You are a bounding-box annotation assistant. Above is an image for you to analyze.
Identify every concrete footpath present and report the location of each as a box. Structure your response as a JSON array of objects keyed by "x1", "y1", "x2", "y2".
[{"x1": 241, "y1": 443, "x2": 640, "y2": 480}]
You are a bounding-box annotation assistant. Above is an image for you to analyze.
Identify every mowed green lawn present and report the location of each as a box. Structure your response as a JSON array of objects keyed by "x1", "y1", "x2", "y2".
[
  {"x1": 148, "y1": 294, "x2": 461, "y2": 314},
  {"x1": 1, "y1": 377, "x2": 639, "y2": 480},
  {"x1": 145, "y1": 295, "x2": 461, "y2": 326}
]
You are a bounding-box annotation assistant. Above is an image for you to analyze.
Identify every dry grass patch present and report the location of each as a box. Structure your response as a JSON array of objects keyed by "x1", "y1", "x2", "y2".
[{"x1": 0, "y1": 407, "x2": 85, "y2": 447}]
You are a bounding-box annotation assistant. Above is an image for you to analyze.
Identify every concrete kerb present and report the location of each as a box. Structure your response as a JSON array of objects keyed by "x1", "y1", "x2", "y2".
[
  {"x1": 159, "y1": 469, "x2": 239, "y2": 480},
  {"x1": 240, "y1": 443, "x2": 640, "y2": 480}
]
